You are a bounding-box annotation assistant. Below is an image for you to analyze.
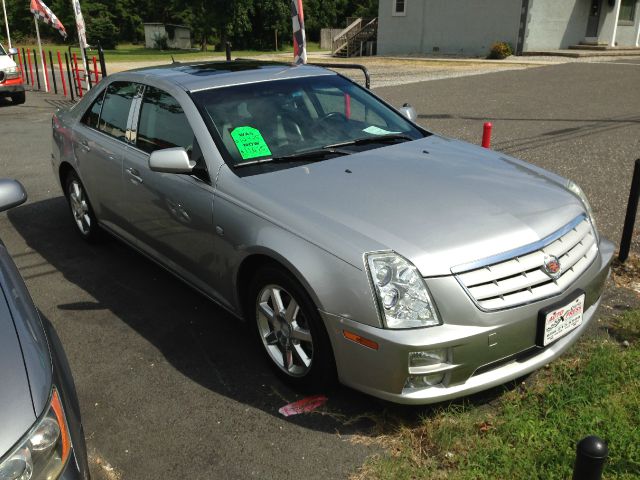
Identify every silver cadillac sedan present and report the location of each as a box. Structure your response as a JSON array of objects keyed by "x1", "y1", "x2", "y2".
[{"x1": 51, "y1": 61, "x2": 613, "y2": 404}]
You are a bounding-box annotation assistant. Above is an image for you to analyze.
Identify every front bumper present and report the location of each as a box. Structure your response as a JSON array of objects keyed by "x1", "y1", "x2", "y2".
[
  {"x1": 322, "y1": 238, "x2": 614, "y2": 405},
  {"x1": 0, "y1": 77, "x2": 25, "y2": 95}
]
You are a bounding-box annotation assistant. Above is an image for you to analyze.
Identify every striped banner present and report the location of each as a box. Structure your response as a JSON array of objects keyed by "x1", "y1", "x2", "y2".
[
  {"x1": 30, "y1": 0, "x2": 67, "y2": 38},
  {"x1": 71, "y1": 0, "x2": 88, "y2": 49},
  {"x1": 291, "y1": 0, "x2": 307, "y2": 65}
]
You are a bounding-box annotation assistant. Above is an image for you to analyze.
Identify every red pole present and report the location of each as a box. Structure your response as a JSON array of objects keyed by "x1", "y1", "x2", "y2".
[
  {"x1": 57, "y1": 51, "x2": 67, "y2": 97},
  {"x1": 344, "y1": 93, "x2": 351, "y2": 120},
  {"x1": 72, "y1": 53, "x2": 83, "y2": 98},
  {"x1": 43, "y1": 53, "x2": 50, "y2": 92},
  {"x1": 92, "y1": 56, "x2": 99, "y2": 84},
  {"x1": 482, "y1": 122, "x2": 492, "y2": 149},
  {"x1": 17, "y1": 49, "x2": 25, "y2": 82},
  {"x1": 27, "y1": 49, "x2": 34, "y2": 86}
]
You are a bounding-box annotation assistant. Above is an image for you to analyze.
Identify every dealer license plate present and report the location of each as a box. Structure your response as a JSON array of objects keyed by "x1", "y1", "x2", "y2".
[{"x1": 540, "y1": 294, "x2": 585, "y2": 346}]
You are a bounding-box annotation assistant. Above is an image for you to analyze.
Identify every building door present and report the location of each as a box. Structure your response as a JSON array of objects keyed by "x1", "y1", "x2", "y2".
[{"x1": 586, "y1": 0, "x2": 603, "y2": 38}]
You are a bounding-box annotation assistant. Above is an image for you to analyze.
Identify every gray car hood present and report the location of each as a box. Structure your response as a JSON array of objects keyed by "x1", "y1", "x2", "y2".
[
  {"x1": 239, "y1": 135, "x2": 585, "y2": 276},
  {"x1": 0, "y1": 243, "x2": 52, "y2": 457},
  {"x1": 0, "y1": 288, "x2": 36, "y2": 457}
]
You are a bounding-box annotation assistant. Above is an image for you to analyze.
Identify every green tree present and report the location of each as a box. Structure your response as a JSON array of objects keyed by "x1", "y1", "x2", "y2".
[
  {"x1": 247, "y1": 0, "x2": 289, "y2": 50},
  {"x1": 2, "y1": 0, "x2": 379, "y2": 50}
]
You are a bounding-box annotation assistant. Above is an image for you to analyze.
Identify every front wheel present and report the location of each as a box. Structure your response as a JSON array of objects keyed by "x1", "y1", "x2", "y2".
[
  {"x1": 248, "y1": 266, "x2": 336, "y2": 390},
  {"x1": 65, "y1": 171, "x2": 100, "y2": 242}
]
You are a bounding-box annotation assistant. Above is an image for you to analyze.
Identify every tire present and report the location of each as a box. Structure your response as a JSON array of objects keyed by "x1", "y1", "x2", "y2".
[
  {"x1": 64, "y1": 171, "x2": 101, "y2": 242},
  {"x1": 247, "y1": 265, "x2": 337, "y2": 390},
  {"x1": 11, "y1": 92, "x2": 26, "y2": 105}
]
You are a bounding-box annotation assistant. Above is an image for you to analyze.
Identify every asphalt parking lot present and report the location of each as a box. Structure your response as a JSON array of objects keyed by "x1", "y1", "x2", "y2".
[{"x1": 0, "y1": 58, "x2": 638, "y2": 479}]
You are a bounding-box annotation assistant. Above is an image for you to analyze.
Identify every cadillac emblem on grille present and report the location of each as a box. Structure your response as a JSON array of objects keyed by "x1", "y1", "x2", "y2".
[{"x1": 543, "y1": 255, "x2": 562, "y2": 279}]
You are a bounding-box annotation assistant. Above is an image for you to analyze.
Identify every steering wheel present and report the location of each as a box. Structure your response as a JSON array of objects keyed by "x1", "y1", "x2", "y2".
[{"x1": 318, "y1": 112, "x2": 348, "y2": 124}]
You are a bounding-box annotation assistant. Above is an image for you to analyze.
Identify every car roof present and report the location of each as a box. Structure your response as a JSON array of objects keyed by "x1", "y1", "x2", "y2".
[{"x1": 115, "y1": 60, "x2": 337, "y2": 93}]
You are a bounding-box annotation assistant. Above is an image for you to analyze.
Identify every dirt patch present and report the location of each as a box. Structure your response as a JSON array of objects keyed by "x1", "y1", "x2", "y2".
[{"x1": 611, "y1": 253, "x2": 640, "y2": 295}]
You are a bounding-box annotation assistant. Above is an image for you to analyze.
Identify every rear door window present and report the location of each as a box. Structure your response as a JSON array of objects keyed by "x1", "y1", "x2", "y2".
[{"x1": 98, "y1": 82, "x2": 138, "y2": 141}]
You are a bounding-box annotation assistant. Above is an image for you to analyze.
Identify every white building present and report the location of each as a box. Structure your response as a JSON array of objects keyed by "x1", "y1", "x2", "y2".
[
  {"x1": 144, "y1": 23, "x2": 192, "y2": 50},
  {"x1": 377, "y1": 0, "x2": 640, "y2": 57}
]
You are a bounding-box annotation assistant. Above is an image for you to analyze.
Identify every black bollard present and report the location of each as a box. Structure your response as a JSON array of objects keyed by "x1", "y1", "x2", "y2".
[
  {"x1": 21, "y1": 48, "x2": 29, "y2": 85},
  {"x1": 33, "y1": 49, "x2": 41, "y2": 90},
  {"x1": 619, "y1": 158, "x2": 640, "y2": 263},
  {"x1": 97, "y1": 42, "x2": 107, "y2": 77},
  {"x1": 48, "y1": 50, "x2": 58, "y2": 95},
  {"x1": 573, "y1": 436, "x2": 608, "y2": 480},
  {"x1": 64, "y1": 53, "x2": 74, "y2": 101}
]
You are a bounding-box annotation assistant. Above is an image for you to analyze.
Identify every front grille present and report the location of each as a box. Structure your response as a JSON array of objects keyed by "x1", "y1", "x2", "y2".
[{"x1": 454, "y1": 216, "x2": 598, "y2": 311}]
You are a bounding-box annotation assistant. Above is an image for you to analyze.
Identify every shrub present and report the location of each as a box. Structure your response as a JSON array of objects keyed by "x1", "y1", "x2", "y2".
[
  {"x1": 488, "y1": 41, "x2": 513, "y2": 60},
  {"x1": 152, "y1": 33, "x2": 169, "y2": 50},
  {"x1": 87, "y1": 16, "x2": 119, "y2": 50}
]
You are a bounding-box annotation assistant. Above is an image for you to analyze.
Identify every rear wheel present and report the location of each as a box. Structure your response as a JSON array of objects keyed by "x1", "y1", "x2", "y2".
[
  {"x1": 11, "y1": 92, "x2": 25, "y2": 105},
  {"x1": 65, "y1": 171, "x2": 100, "y2": 242},
  {"x1": 248, "y1": 266, "x2": 336, "y2": 389}
]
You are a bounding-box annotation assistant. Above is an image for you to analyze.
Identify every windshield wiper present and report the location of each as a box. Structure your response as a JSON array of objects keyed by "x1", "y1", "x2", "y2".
[
  {"x1": 234, "y1": 147, "x2": 349, "y2": 169},
  {"x1": 324, "y1": 134, "x2": 414, "y2": 149}
]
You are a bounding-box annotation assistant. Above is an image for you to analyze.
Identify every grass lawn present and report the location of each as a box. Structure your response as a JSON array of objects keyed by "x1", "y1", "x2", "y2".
[
  {"x1": 356, "y1": 308, "x2": 640, "y2": 480},
  {"x1": 14, "y1": 41, "x2": 324, "y2": 64}
]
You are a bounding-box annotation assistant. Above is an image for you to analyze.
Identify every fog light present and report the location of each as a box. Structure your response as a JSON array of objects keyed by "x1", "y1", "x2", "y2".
[
  {"x1": 404, "y1": 373, "x2": 445, "y2": 389},
  {"x1": 409, "y1": 350, "x2": 446, "y2": 368}
]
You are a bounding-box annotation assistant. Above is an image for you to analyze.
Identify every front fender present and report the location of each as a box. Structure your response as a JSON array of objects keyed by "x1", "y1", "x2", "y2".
[{"x1": 211, "y1": 192, "x2": 381, "y2": 328}]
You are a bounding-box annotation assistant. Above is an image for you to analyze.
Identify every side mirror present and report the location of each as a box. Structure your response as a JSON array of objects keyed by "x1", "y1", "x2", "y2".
[
  {"x1": 0, "y1": 179, "x2": 27, "y2": 213},
  {"x1": 149, "y1": 147, "x2": 195, "y2": 174},
  {"x1": 398, "y1": 103, "x2": 417, "y2": 122},
  {"x1": 7, "y1": 48, "x2": 18, "y2": 56}
]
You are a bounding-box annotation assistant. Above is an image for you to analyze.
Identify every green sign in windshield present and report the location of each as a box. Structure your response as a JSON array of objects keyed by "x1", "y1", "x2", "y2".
[{"x1": 231, "y1": 126, "x2": 272, "y2": 160}]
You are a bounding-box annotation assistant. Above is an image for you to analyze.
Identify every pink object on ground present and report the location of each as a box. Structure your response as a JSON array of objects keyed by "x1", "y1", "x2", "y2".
[{"x1": 278, "y1": 395, "x2": 328, "y2": 417}]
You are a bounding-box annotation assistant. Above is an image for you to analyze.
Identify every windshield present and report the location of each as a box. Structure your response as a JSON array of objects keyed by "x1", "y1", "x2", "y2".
[
  {"x1": 192, "y1": 75, "x2": 425, "y2": 166},
  {"x1": 0, "y1": 44, "x2": 6, "y2": 56}
]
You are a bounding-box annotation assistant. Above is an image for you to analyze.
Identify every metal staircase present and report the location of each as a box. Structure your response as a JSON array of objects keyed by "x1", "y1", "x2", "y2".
[{"x1": 332, "y1": 18, "x2": 378, "y2": 58}]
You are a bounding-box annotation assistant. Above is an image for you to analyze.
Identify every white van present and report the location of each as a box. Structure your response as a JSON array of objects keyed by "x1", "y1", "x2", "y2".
[{"x1": 0, "y1": 43, "x2": 25, "y2": 104}]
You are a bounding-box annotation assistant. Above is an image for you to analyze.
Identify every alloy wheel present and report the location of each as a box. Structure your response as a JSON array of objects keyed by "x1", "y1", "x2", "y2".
[
  {"x1": 68, "y1": 180, "x2": 92, "y2": 236},
  {"x1": 256, "y1": 284, "x2": 314, "y2": 377}
]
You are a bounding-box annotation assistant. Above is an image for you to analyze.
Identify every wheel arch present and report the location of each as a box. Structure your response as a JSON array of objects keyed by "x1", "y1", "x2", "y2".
[
  {"x1": 58, "y1": 162, "x2": 76, "y2": 192},
  {"x1": 232, "y1": 234, "x2": 379, "y2": 328},
  {"x1": 235, "y1": 250, "x2": 323, "y2": 320}
]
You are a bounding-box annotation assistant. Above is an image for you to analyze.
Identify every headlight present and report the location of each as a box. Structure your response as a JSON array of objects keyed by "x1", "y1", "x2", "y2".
[
  {"x1": 0, "y1": 387, "x2": 71, "y2": 480},
  {"x1": 365, "y1": 251, "x2": 441, "y2": 329},
  {"x1": 566, "y1": 180, "x2": 598, "y2": 239},
  {"x1": 3, "y1": 66, "x2": 20, "y2": 80}
]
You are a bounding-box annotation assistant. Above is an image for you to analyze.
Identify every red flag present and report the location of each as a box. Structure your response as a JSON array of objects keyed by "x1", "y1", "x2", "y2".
[{"x1": 30, "y1": 0, "x2": 67, "y2": 39}]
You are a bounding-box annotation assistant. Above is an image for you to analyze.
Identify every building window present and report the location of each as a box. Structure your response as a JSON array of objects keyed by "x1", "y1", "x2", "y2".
[
  {"x1": 619, "y1": 0, "x2": 636, "y2": 24},
  {"x1": 392, "y1": 0, "x2": 407, "y2": 16}
]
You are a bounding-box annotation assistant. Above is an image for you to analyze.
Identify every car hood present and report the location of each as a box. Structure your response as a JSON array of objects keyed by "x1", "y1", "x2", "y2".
[
  {"x1": 238, "y1": 135, "x2": 585, "y2": 276},
  {"x1": 0, "y1": 289, "x2": 36, "y2": 457},
  {"x1": 0, "y1": 243, "x2": 52, "y2": 457}
]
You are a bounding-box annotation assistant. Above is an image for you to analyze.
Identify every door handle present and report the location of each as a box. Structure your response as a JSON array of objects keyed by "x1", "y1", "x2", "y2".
[
  {"x1": 80, "y1": 140, "x2": 91, "y2": 152},
  {"x1": 126, "y1": 167, "x2": 143, "y2": 184}
]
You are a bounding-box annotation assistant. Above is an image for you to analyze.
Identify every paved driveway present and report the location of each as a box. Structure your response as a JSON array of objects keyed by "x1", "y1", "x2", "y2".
[{"x1": 0, "y1": 59, "x2": 638, "y2": 479}]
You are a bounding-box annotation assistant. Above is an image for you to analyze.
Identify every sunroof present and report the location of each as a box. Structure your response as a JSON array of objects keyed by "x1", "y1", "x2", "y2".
[{"x1": 175, "y1": 61, "x2": 291, "y2": 77}]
